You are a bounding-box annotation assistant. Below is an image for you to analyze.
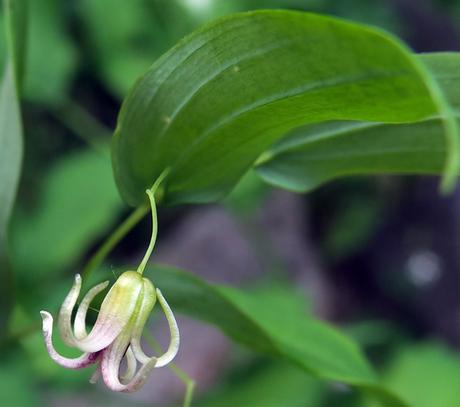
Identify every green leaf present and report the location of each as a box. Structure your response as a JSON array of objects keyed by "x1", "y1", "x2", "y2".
[
  {"x1": 112, "y1": 10, "x2": 458, "y2": 207},
  {"x1": 0, "y1": 358, "x2": 42, "y2": 407},
  {"x1": 151, "y1": 266, "x2": 407, "y2": 406},
  {"x1": 0, "y1": 0, "x2": 27, "y2": 334},
  {"x1": 0, "y1": 65, "x2": 22, "y2": 249},
  {"x1": 23, "y1": 0, "x2": 77, "y2": 105},
  {"x1": 9, "y1": 148, "x2": 122, "y2": 284},
  {"x1": 2, "y1": 0, "x2": 27, "y2": 90},
  {"x1": 1, "y1": 0, "x2": 26, "y2": 236},
  {"x1": 365, "y1": 343, "x2": 460, "y2": 407},
  {"x1": 197, "y1": 362, "x2": 325, "y2": 407},
  {"x1": 78, "y1": 0, "x2": 181, "y2": 98},
  {"x1": 256, "y1": 53, "x2": 460, "y2": 192}
]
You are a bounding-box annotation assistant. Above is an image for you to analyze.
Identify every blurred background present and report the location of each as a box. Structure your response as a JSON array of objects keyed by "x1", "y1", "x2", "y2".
[{"x1": 2, "y1": 0, "x2": 460, "y2": 406}]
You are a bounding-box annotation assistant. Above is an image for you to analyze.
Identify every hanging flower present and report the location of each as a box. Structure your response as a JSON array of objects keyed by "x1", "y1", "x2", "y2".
[{"x1": 40, "y1": 184, "x2": 179, "y2": 392}]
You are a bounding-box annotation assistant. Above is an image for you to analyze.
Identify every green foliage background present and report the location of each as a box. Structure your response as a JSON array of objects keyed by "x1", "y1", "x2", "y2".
[{"x1": 2, "y1": 1, "x2": 460, "y2": 406}]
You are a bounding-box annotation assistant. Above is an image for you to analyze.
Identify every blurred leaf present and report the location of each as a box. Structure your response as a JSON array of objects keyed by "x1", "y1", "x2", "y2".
[
  {"x1": 365, "y1": 343, "x2": 460, "y2": 407},
  {"x1": 152, "y1": 266, "x2": 407, "y2": 406},
  {"x1": 198, "y1": 362, "x2": 325, "y2": 407},
  {"x1": 78, "y1": 0, "x2": 246, "y2": 98},
  {"x1": 0, "y1": 357, "x2": 42, "y2": 406},
  {"x1": 78, "y1": 0, "x2": 182, "y2": 98},
  {"x1": 322, "y1": 0, "x2": 402, "y2": 33},
  {"x1": 111, "y1": 10, "x2": 458, "y2": 207},
  {"x1": 256, "y1": 53, "x2": 460, "y2": 193},
  {"x1": 0, "y1": 64, "x2": 22, "y2": 243},
  {"x1": 0, "y1": 0, "x2": 26, "y2": 236},
  {"x1": 7, "y1": 304, "x2": 90, "y2": 388},
  {"x1": 0, "y1": 0, "x2": 27, "y2": 334},
  {"x1": 23, "y1": 0, "x2": 77, "y2": 105},
  {"x1": 10, "y1": 148, "x2": 122, "y2": 284}
]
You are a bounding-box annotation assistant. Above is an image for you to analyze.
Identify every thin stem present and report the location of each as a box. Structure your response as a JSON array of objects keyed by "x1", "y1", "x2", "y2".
[
  {"x1": 137, "y1": 189, "x2": 158, "y2": 275},
  {"x1": 144, "y1": 331, "x2": 195, "y2": 407},
  {"x1": 136, "y1": 169, "x2": 170, "y2": 275},
  {"x1": 81, "y1": 204, "x2": 149, "y2": 281},
  {"x1": 53, "y1": 99, "x2": 112, "y2": 153}
]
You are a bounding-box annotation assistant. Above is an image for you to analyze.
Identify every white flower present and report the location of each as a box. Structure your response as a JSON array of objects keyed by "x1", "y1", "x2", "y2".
[
  {"x1": 40, "y1": 271, "x2": 179, "y2": 392},
  {"x1": 40, "y1": 181, "x2": 179, "y2": 392}
]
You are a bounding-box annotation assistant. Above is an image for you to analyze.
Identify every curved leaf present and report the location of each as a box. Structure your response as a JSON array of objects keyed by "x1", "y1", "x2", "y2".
[
  {"x1": 0, "y1": 0, "x2": 27, "y2": 335},
  {"x1": 152, "y1": 266, "x2": 408, "y2": 407},
  {"x1": 365, "y1": 343, "x2": 460, "y2": 407},
  {"x1": 112, "y1": 10, "x2": 456, "y2": 206},
  {"x1": 256, "y1": 53, "x2": 460, "y2": 192}
]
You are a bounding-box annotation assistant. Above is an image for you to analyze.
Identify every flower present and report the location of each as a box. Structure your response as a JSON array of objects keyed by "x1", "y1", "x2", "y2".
[{"x1": 40, "y1": 182, "x2": 179, "y2": 392}]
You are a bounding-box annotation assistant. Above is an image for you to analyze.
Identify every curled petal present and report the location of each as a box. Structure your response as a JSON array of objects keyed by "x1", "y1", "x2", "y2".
[
  {"x1": 40, "y1": 311, "x2": 99, "y2": 369},
  {"x1": 101, "y1": 329, "x2": 157, "y2": 393},
  {"x1": 58, "y1": 274, "x2": 82, "y2": 347},
  {"x1": 120, "y1": 346, "x2": 137, "y2": 384},
  {"x1": 131, "y1": 279, "x2": 156, "y2": 364},
  {"x1": 155, "y1": 289, "x2": 180, "y2": 368},
  {"x1": 74, "y1": 280, "x2": 109, "y2": 340},
  {"x1": 101, "y1": 283, "x2": 157, "y2": 393},
  {"x1": 75, "y1": 271, "x2": 143, "y2": 353}
]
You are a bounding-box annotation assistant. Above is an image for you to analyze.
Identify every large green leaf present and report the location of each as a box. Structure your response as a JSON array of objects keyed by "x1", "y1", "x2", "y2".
[
  {"x1": 197, "y1": 362, "x2": 325, "y2": 407},
  {"x1": 0, "y1": 0, "x2": 27, "y2": 335},
  {"x1": 365, "y1": 343, "x2": 460, "y2": 407},
  {"x1": 151, "y1": 266, "x2": 407, "y2": 406},
  {"x1": 112, "y1": 10, "x2": 458, "y2": 207},
  {"x1": 0, "y1": 0, "x2": 26, "y2": 238},
  {"x1": 256, "y1": 53, "x2": 460, "y2": 192}
]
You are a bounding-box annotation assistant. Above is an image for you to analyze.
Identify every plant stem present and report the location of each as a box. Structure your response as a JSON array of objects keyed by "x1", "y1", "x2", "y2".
[
  {"x1": 81, "y1": 204, "x2": 149, "y2": 281},
  {"x1": 53, "y1": 99, "x2": 112, "y2": 152},
  {"x1": 144, "y1": 331, "x2": 196, "y2": 407},
  {"x1": 136, "y1": 189, "x2": 158, "y2": 275},
  {"x1": 137, "y1": 169, "x2": 170, "y2": 275}
]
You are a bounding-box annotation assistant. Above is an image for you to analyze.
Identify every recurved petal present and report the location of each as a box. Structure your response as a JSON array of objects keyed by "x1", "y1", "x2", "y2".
[
  {"x1": 100, "y1": 282, "x2": 154, "y2": 392},
  {"x1": 74, "y1": 280, "x2": 110, "y2": 340},
  {"x1": 154, "y1": 289, "x2": 180, "y2": 368},
  {"x1": 58, "y1": 274, "x2": 82, "y2": 347},
  {"x1": 101, "y1": 330, "x2": 158, "y2": 393},
  {"x1": 40, "y1": 311, "x2": 99, "y2": 369},
  {"x1": 75, "y1": 271, "x2": 143, "y2": 353},
  {"x1": 120, "y1": 346, "x2": 137, "y2": 384},
  {"x1": 130, "y1": 279, "x2": 156, "y2": 364}
]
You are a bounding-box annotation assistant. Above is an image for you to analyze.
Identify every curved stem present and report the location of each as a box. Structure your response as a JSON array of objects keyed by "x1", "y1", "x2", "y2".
[
  {"x1": 136, "y1": 169, "x2": 170, "y2": 275},
  {"x1": 136, "y1": 189, "x2": 158, "y2": 275},
  {"x1": 81, "y1": 204, "x2": 149, "y2": 281}
]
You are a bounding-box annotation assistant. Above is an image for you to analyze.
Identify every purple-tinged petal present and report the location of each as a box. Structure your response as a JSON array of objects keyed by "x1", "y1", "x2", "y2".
[
  {"x1": 74, "y1": 280, "x2": 109, "y2": 340},
  {"x1": 40, "y1": 311, "x2": 99, "y2": 369},
  {"x1": 154, "y1": 289, "x2": 180, "y2": 368},
  {"x1": 75, "y1": 271, "x2": 143, "y2": 353},
  {"x1": 101, "y1": 327, "x2": 157, "y2": 393},
  {"x1": 58, "y1": 274, "x2": 81, "y2": 347},
  {"x1": 131, "y1": 279, "x2": 156, "y2": 364},
  {"x1": 100, "y1": 283, "x2": 158, "y2": 393},
  {"x1": 120, "y1": 346, "x2": 137, "y2": 384}
]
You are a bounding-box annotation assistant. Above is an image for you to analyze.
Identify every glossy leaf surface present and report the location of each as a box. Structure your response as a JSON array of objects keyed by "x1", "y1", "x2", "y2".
[
  {"x1": 256, "y1": 53, "x2": 460, "y2": 192},
  {"x1": 152, "y1": 266, "x2": 408, "y2": 406},
  {"x1": 112, "y1": 10, "x2": 455, "y2": 206}
]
